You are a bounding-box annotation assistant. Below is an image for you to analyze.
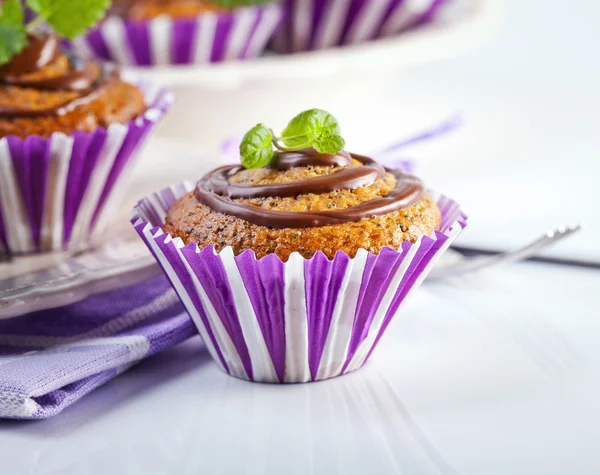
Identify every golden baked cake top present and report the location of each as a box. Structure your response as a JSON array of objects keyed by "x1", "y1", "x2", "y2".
[
  {"x1": 0, "y1": 35, "x2": 146, "y2": 138},
  {"x1": 111, "y1": 0, "x2": 274, "y2": 20},
  {"x1": 163, "y1": 109, "x2": 441, "y2": 260},
  {"x1": 0, "y1": 1, "x2": 145, "y2": 138}
]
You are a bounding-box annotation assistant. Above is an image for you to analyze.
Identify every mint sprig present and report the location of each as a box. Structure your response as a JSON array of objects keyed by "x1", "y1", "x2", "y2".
[
  {"x1": 281, "y1": 109, "x2": 345, "y2": 154},
  {"x1": 0, "y1": 0, "x2": 111, "y2": 66},
  {"x1": 28, "y1": 0, "x2": 110, "y2": 39},
  {"x1": 240, "y1": 124, "x2": 274, "y2": 169},
  {"x1": 239, "y1": 109, "x2": 346, "y2": 169},
  {"x1": 0, "y1": 0, "x2": 27, "y2": 66}
]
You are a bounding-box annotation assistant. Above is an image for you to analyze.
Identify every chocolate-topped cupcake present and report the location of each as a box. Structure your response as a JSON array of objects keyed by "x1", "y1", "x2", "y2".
[
  {"x1": 164, "y1": 149, "x2": 441, "y2": 261},
  {"x1": 0, "y1": 35, "x2": 146, "y2": 138},
  {"x1": 0, "y1": 2, "x2": 171, "y2": 254},
  {"x1": 132, "y1": 109, "x2": 467, "y2": 383},
  {"x1": 69, "y1": 0, "x2": 283, "y2": 66}
]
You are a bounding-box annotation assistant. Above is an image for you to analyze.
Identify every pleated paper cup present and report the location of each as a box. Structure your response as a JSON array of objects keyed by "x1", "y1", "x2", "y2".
[
  {"x1": 272, "y1": 0, "x2": 449, "y2": 53},
  {"x1": 0, "y1": 81, "x2": 173, "y2": 255},
  {"x1": 131, "y1": 181, "x2": 467, "y2": 383},
  {"x1": 67, "y1": 4, "x2": 283, "y2": 66}
]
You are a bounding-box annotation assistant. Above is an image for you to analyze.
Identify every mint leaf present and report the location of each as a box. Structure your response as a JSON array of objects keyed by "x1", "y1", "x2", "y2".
[
  {"x1": 280, "y1": 109, "x2": 315, "y2": 148},
  {"x1": 312, "y1": 134, "x2": 345, "y2": 154},
  {"x1": 281, "y1": 108, "x2": 345, "y2": 154},
  {"x1": 304, "y1": 109, "x2": 345, "y2": 153},
  {"x1": 0, "y1": 0, "x2": 27, "y2": 66},
  {"x1": 240, "y1": 124, "x2": 274, "y2": 169},
  {"x1": 27, "y1": 0, "x2": 110, "y2": 39}
]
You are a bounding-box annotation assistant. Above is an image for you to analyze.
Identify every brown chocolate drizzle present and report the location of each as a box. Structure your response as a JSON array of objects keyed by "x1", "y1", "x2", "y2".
[
  {"x1": 272, "y1": 149, "x2": 353, "y2": 170},
  {"x1": 194, "y1": 150, "x2": 424, "y2": 228},
  {"x1": 0, "y1": 35, "x2": 118, "y2": 119},
  {"x1": 0, "y1": 35, "x2": 59, "y2": 77}
]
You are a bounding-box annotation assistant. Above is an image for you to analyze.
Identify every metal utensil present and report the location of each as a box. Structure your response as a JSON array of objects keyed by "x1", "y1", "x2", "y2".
[
  {"x1": 0, "y1": 223, "x2": 584, "y2": 318},
  {"x1": 429, "y1": 224, "x2": 583, "y2": 280}
]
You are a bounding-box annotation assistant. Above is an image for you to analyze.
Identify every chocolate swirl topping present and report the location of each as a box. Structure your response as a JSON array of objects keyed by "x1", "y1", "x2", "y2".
[
  {"x1": 194, "y1": 150, "x2": 425, "y2": 228},
  {"x1": 0, "y1": 35, "x2": 118, "y2": 119}
]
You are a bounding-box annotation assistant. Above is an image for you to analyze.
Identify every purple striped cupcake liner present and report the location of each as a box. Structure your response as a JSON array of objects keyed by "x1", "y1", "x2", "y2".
[
  {"x1": 0, "y1": 80, "x2": 173, "y2": 255},
  {"x1": 131, "y1": 181, "x2": 467, "y2": 383},
  {"x1": 272, "y1": 0, "x2": 449, "y2": 53},
  {"x1": 67, "y1": 4, "x2": 283, "y2": 66}
]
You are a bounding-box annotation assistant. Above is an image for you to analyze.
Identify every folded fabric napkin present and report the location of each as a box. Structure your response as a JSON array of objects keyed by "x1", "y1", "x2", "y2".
[{"x1": 0, "y1": 275, "x2": 196, "y2": 420}]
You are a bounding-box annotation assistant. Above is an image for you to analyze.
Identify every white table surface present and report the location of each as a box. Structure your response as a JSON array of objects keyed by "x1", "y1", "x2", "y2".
[
  {"x1": 2, "y1": 0, "x2": 600, "y2": 473},
  {"x1": 1, "y1": 262, "x2": 599, "y2": 475}
]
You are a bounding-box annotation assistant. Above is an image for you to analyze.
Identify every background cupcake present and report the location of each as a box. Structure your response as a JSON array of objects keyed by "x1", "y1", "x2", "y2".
[
  {"x1": 68, "y1": 0, "x2": 283, "y2": 66},
  {"x1": 272, "y1": 0, "x2": 450, "y2": 53},
  {"x1": 0, "y1": 0, "x2": 171, "y2": 254},
  {"x1": 132, "y1": 109, "x2": 467, "y2": 383}
]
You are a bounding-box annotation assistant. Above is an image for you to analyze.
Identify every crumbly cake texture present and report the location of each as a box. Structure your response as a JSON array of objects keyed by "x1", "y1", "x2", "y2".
[
  {"x1": 163, "y1": 161, "x2": 441, "y2": 261},
  {"x1": 122, "y1": 0, "x2": 221, "y2": 20},
  {"x1": 0, "y1": 54, "x2": 146, "y2": 138}
]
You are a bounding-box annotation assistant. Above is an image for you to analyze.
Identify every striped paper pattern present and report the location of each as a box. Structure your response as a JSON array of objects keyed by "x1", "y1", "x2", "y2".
[
  {"x1": 0, "y1": 83, "x2": 173, "y2": 254},
  {"x1": 68, "y1": 5, "x2": 283, "y2": 66},
  {"x1": 272, "y1": 0, "x2": 449, "y2": 53},
  {"x1": 131, "y1": 182, "x2": 467, "y2": 383}
]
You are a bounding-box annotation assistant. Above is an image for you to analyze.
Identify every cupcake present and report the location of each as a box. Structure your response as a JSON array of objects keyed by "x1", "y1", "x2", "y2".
[
  {"x1": 132, "y1": 109, "x2": 466, "y2": 383},
  {"x1": 0, "y1": 2, "x2": 171, "y2": 254},
  {"x1": 272, "y1": 0, "x2": 450, "y2": 53},
  {"x1": 68, "y1": 0, "x2": 284, "y2": 66}
]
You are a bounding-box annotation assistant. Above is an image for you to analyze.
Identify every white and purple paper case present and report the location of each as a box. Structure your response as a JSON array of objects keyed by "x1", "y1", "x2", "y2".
[
  {"x1": 132, "y1": 182, "x2": 466, "y2": 383},
  {"x1": 68, "y1": 4, "x2": 283, "y2": 66},
  {"x1": 272, "y1": 0, "x2": 449, "y2": 53},
  {"x1": 0, "y1": 82, "x2": 173, "y2": 254}
]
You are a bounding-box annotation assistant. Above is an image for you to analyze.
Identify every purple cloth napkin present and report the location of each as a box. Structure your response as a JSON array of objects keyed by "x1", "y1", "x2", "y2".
[{"x1": 0, "y1": 276, "x2": 197, "y2": 420}]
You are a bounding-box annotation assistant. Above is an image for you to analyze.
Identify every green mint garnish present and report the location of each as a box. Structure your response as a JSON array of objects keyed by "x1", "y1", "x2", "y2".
[
  {"x1": 27, "y1": 0, "x2": 111, "y2": 39},
  {"x1": 239, "y1": 109, "x2": 346, "y2": 169},
  {"x1": 0, "y1": 0, "x2": 27, "y2": 66},
  {"x1": 281, "y1": 109, "x2": 345, "y2": 154},
  {"x1": 0, "y1": 0, "x2": 111, "y2": 66},
  {"x1": 240, "y1": 123, "x2": 275, "y2": 169}
]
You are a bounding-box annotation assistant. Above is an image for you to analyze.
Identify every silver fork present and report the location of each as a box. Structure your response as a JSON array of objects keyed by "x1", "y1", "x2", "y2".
[{"x1": 429, "y1": 224, "x2": 584, "y2": 280}]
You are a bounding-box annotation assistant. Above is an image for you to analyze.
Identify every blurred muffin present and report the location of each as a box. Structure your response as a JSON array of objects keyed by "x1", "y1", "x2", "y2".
[
  {"x1": 0, "y1": 34, "x2": 171, "y2": 253},
  {"x1": 163, "y1": 149, "x2": 440, "y2": 261},
  {"x1": 69, "y1": 0, "x2": 283, "y2": 65},
  {"x1": 272, "y1": 0, "x2": 450, "y2": 53},
  {"x1": 0, "y1": 36, "x2": 146, "y2": 138}
]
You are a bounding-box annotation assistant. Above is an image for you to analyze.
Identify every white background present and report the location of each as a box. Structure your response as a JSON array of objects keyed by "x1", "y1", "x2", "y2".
[{"x1": 352, "y1": 0, "x2": 600, "y2": 263}]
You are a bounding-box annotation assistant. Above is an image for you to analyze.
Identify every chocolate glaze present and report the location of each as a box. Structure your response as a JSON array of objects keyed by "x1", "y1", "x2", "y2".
[
  {"x1": 272, "y1": 149, "x2": 353, "y2": 170},
  {"x1": 204, "y1": 152, "x2": 385, "y2": 199},
  {"x1": 2, "y1": 62, "x2": 99, "y2": 91},
  {"x1": 0, "y1": 35, "x2": 118, "y2": 119},
  {"x1": 194, "y1": 150, "x2": 424, "y2": 228},
  {"x1": 0, "y1": 35, "x2": 59, "y2": 77}
]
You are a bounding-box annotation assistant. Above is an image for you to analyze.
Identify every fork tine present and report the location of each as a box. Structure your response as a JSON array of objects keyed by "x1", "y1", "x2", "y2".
[{"x1": 430, "y1": 223, "x2": 584, "y2": 280}]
